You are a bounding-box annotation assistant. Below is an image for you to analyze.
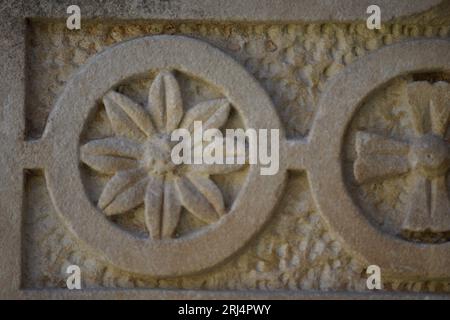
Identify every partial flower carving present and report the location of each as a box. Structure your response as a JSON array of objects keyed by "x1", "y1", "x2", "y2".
[
  {"x1": 354, "y1": 81, "x2": 450, "y2": 232},
  {"x1": 80, "y1": 71, "x2": 244, "y2": 239}
]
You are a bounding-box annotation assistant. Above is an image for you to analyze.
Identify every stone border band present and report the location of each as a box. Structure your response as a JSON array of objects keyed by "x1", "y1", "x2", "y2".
[{"x1": 0, "y1": 0, "x2": 443, "y2": 23}]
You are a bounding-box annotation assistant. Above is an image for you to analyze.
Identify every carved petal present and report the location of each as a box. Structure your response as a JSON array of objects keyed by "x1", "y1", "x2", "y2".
[
  {"x1": 187, "y1": 163, "x2": 245, "y2": 175},
  {"x1": 406, "y1": 81, "x2": 450, "y2": 137},
  {"x1": 144, "y1": 177, "x2": 182, "y2": 240},
  {"x1": 429, "y1": 82, "x2": 450, "y2": 137},
  {"x1": 104, "y1": 91, "x2": 155, "y2": 136},
  {"x1": 161, "y1": 179, "x2": 182, "y2": 238},
  {"x1": 185, "y1": 136, "x2": 246, "y2": 175},
  {"x1": 103, "y1": 92, "x2": 148, "y2": 141},
  {"x1": 186, "y1": 173, "x2": 225, "y2": 216},
  {"x1": 407, "y1": 82, "x2": 432, "y2": 136},
  {"x1": 144, "y1": 175, "x2": 164, "y2": 239},
  {"x1": 103, "y1": 177, "x2": 149, "y2": 216},
  {"x1": 430, "y1": 176, "x2": 450, "y2": 232},
  {"x1": 81, "y1": 137, "x2": 142, "y2": 158},
  {"x1": 80, "y1": 138, "x2": 142, "y2": 174},
  {"x1": 99, "y1": 168, "x2": 148, "y2": 210},
  {"x1": 147, "y1": 71, "x2": 183, "y2": 133},
  {"x1": 179, "y1": 99, "x2": 230, "y2": 132},
  {"x1": 81, "y1": 155, "x2": 137, "y2": 175},
  {"x1": 402, "y1": 175, "x2": 431, "y2": 232},
  {"x1": 354, "y1": 132, "x2": 410, "y2": 184},
  {"x1": 355, "y1": 131, "x2": 409, "y2": 156},
  {"x1": 175, "y1": 176, "x2": 221, "y2": 223},
  {"x1": 354, "y1": 155, "x2": 410, "y2": 184}
]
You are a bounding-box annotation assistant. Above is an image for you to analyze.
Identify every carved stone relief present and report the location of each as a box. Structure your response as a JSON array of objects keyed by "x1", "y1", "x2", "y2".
[
  {"x1": 1, "y1": 0, "x2": 450, "y2": 299},
  {"x1": 310, "y1": 40, "x2": 450, "y2": 279},
  {"x1": 80, "y1": 71, "x2": 240, "y2": 238},
  {"x1": 41, "y1": 36, "x2": 285, "y2": 277},
  {"x1": 346, "y1": 79, "x2": 450, "y2": 242}
]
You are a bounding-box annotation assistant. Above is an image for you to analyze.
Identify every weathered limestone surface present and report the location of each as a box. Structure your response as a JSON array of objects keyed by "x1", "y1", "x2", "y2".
[{"x1": 1, "y1": 0, "x2": 450, "y2": 299}]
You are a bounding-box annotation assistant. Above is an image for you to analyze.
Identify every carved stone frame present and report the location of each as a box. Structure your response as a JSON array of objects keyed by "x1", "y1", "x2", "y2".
[
  {"x1": 45, "y1": 35, "x2": 285, "y2": 277},
  {"x1": 308, "y1": 39, "x2": 450, "y2": 279},
  {"x1": 0, "y1": 0, "x2": 448, "y2": 299}
]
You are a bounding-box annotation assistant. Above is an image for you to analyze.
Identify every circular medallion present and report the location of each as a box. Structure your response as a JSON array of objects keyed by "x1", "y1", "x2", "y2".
[
  {"x1": 44, "y1": 36, "x2": 285, "y2": 276},
  {"x1": 309, "y1": 39, "x2": 450, "y2": 278}
]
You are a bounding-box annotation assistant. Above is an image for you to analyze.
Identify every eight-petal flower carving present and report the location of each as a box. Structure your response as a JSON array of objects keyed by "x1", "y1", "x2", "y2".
[
  {"x1": 81, "y1": 71, "x2": 244, "y2": 239},
  {"x1": 354, "y1": 81, "x2": 450, "y2": 233}
]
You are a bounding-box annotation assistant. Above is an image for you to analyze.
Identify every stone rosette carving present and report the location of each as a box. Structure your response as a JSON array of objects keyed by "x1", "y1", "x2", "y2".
[
  {"x1": 308, "y1": 39, "x2": 450, "y2": 278},
  {"x1": 41, "y1": 35, "x2": 287, "y2": 277},
  {"x1": 80, "y1": 70, "x2": 242, "y2": 239},
  {"x1": 353, "y1": 81, "x2": 450, "y2": 235}
]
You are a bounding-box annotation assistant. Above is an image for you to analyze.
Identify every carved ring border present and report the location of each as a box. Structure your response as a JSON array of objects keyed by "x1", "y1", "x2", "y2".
[
  {"x1": 40, "y1": 36, "x2": 287, "y2": 277},
  {"x1": 306, "y1": 39, "x2": 450, "y2": 278}
]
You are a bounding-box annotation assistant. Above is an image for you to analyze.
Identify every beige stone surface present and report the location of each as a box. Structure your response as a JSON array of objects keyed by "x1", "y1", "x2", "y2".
[{"x1": 1, "y1": 0, "x2": 450, "y2": 299}]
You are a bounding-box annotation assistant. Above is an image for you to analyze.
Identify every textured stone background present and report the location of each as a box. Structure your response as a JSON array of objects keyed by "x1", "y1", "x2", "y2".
[{"x1": 22, "y1": 1, "x2": 450, "y2": 292}]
